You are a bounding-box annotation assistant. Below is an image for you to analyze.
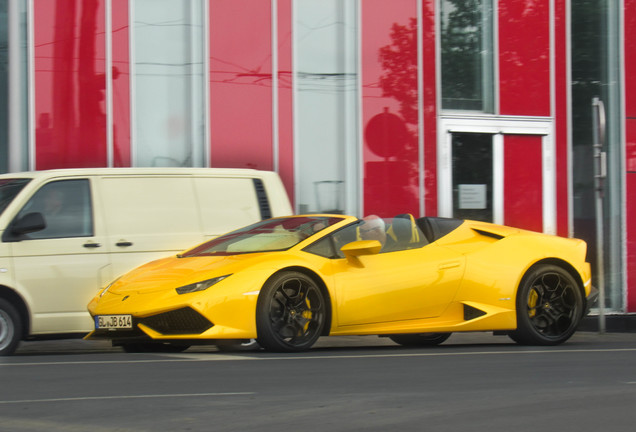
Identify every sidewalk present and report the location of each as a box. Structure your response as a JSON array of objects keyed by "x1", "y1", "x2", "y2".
[{"x1": 579, "y1": 314, "x2": 636, "y2": 332}]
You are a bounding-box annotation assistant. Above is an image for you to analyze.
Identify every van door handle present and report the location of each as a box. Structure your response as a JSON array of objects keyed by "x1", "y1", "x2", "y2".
[
  {"x1": 116, "y1": 241, "x2": 133, "y2": 247},
  {"x1": 83, "y1": 242, "x2": 102, "y2": 248}
]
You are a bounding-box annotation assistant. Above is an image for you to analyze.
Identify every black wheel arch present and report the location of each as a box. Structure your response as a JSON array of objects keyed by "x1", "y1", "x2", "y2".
[
  {"x1": 0, "y1": 285, "x2": 30, "y2": 339},
  {"x1": 519, "y1": 258, "x2": 587, "y2": 316},
  {"x1": 260, "y1": 266, "x2": 332, "y2": 336}
]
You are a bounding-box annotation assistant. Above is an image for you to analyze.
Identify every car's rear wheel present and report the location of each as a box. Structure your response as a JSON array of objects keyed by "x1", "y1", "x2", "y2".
[
  {"x1": 389, "y1": 333, "x2": 451, "y2": 347},
  {"x1": 120, "y1": 342, "x2": 190, "y2": 353},
  {"x1": 0, "y1": 299, "x2": 22, "y2": 356},
  {"x1": 509, "y1": 264, "x2": 583, "y2": 345},
  {"x1": 256, "y1": 271, "x2": 326, "y2": 352}
]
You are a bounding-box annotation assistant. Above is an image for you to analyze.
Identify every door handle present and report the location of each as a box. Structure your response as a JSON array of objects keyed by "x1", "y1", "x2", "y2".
[
  {"x1": 83, "y1": 242, "x2": 102, "y2": 248},
  {"x1": 438, "y1": 261, "x2": 460, "y2": 270},
  {"x1": 116, "y1": 241, "x2": 133, "y2": 247}
]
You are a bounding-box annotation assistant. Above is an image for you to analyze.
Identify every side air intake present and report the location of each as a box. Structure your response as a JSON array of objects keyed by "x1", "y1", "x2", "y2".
[
  {"x1": 464, "y1": 304, "x2": 487, "y2": 321},
  {"x1": 472, "y1": 229, "x2": 505, "y2": 240}
]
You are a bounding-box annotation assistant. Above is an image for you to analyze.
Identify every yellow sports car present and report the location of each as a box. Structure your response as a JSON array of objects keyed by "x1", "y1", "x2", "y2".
[{"x1": 87, "y1": 214, "x2": 596, "y2": 352}]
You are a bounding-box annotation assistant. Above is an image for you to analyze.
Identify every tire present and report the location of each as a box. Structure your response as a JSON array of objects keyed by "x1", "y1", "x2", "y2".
[
  {"x1": 0, "y1": 298, "x2": 22, "y2": 356},
  {"x1": 120, "y1": 342, "x2": 190, "y2": 353},
  {"x1": 256, "y1": 271, "x2": 326, "y2": 352},
  {"x1": 216, "y1": 339, "x2": 261, "y2": 352},
  {"x1": 389, "y1": 333, "x2": 451, "y2": 347},
  {"x1": 509, "y1": 264, "x2": 583, "y2": 346}
]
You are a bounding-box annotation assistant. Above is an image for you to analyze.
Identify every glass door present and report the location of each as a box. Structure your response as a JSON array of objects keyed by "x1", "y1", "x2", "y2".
[
  {"x1": 439, "y1": 117, "x2": 555, "y2": 233},
  {"x1": 451, "y1": 132, "x2": 493, "y2": 222}
]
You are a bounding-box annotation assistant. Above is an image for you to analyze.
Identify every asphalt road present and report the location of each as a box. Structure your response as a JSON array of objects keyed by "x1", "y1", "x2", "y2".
[{"x1": 1, "y1": 332, "x2": 636, "y2": 432}]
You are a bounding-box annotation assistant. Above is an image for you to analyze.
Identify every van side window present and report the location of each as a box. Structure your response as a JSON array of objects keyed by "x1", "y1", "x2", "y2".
[{"x1": 16, "y1": 180, "x2": 93, "y2": 239}]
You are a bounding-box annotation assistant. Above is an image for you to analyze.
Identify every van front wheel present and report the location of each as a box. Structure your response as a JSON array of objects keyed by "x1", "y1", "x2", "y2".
[{"x1": 0, "y1": 299, "x2": 22, "y2": 356}]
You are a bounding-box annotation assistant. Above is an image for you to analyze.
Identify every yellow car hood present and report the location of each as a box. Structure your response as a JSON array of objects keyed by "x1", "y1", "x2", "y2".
[{"x1": 109, "y1": 252, "x2": 279, "y2": 295}]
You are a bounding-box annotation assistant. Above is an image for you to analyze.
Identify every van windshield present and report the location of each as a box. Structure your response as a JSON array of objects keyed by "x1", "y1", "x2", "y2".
[
  {"x1": 0, "y1": 179, "x2": 31, "y2": 217},
  {"x1": 182, "y1": 216, "x2": 344, "y2": 256}
]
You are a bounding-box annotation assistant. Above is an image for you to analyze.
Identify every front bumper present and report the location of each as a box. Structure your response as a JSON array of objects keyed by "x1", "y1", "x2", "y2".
[{"x1": 88, "y1": 306, "x2": 214, "y2": 341}]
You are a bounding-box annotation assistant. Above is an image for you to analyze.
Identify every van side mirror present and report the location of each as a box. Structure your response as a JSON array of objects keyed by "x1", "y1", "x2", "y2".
[{"x1": 12, "y1": 212, "x2": 46, "y2": 235}]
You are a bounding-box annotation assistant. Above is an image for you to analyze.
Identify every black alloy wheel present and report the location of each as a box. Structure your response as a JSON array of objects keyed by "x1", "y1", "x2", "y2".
[
  {"x1": 509, "y1": 264, "x2": 583, "y2": 345},
  {"x1": 389, "y1": 333, "x2": 451, "y2": 347},
  {"x1": 256, "y1": 271, "x2": 326, "y2": 352}
]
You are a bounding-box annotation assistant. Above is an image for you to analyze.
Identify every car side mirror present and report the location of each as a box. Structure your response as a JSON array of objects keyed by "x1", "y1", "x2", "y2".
[
  {"x1": 12, "y1": 212, "x2": 46, "y2": 235},
  {"x1": 341, "y1": 240, "x2": 382, "y2": 258}
]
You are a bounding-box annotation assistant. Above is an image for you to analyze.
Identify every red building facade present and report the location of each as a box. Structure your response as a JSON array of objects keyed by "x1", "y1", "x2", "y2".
[{"x1": 3, "y1": 0, "x2": 631, "y2": 314}]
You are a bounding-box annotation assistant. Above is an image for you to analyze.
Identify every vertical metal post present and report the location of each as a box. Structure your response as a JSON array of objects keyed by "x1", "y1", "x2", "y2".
[
  {"x1": 592, "y1": 97, "x2": 606, "y2": 334},
  {"x1": 8, "y1": 0, "x2": 24, "y2": 172}
]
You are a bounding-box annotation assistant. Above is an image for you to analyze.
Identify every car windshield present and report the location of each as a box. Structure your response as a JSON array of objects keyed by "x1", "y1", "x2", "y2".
[
  {"x1": 0, "y1": 179, "x2": 31, "y2": 217},
  {"x1": 181, "y1": 216, "x2": 345, "y2": 256}
]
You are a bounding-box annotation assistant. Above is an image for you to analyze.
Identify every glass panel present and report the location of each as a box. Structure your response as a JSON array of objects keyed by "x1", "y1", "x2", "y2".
[
  {"x1": 132, "y1": 0, "x2": 205, "y2": 167},
  {"x1": 295, "y1": 0, "x2": 359, "y2": 215},
  {"x1": 451, "y1": 132, "x2": 493, "y2": 221},
  {"x1": 440, "y1": 0, "x2": 494, "y2": 112},
  {"x1": 183, "y1": 216, "x2": 344, "y2": 256},
  {"x1": 571, "y1": 0, "x2": 622, "y2": 310},
  {"x1": 16, "y1": 180, "x2": 93, "y2": 239},
  {"x1": 331, "y1": 216, "x2": 427, "y2": 256},
  {"x1": 0, "y1": 1, "x2": 7, "y2": 173},
  {"x1": 3, "y1": 0, "x2": 29, "y2": 172},
  {"x1": 0, "y1": 178, "x2": 31, "y2": 216}
]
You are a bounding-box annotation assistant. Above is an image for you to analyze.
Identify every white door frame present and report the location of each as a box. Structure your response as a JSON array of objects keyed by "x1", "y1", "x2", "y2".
[{"x1": 438, "y1": 115, "x2": 556, "y2": 234}]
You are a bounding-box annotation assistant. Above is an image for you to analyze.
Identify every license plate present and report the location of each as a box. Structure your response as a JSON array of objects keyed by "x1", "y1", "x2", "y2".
[{"x1": 95, "y1": 315, "x2": 133, "y2": 330}]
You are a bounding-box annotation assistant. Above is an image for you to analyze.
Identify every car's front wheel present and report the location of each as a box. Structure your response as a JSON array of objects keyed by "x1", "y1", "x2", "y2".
[
  {"x1": 0, "y1": 299, "x2": 22, "y2": 356},
  {"x1": 389, "y1": 333, "x2": 451, "y2": 347},
  {"x1": 509, "y1": 264, "x2": 583, "y2": 345},
  {"x1": 256, "y1": 271, "x2": 326, "y2": 352}
]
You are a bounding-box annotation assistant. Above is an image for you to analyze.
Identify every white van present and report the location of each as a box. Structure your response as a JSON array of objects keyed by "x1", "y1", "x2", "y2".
[{"x1": 0, "y1": 168, "x2": 292, "y2": 355}]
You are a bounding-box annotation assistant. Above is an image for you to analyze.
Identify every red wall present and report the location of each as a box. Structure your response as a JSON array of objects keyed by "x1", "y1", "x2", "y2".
[
  {"x1": 276, "y1": 0, "x2": 294, "y2": 205},
  {"x1": 553, "y1": 0, "x2": 569, "y2": 237},
  {"x1": 209, "y1": 0, "x2": 273, "y2": 170},
  {"x1": 361, "y1": 0, "x2": 420, "y2": 217},
  {"x1": 625, "y1": 0, "x2": 636, "y2": 312},
  {"x1": 499, "y1": 0, "x2": 551, "y2": 116},
  {"x1": 34, "y1": 0, "x2": 108, "y2": 169},
  {"x1": 422, "y1": 0, "x2": 437, "y2": 216},
  {"x1": 111, "y1": 0, "x2": 130, "y2": 167},
  {"x1": 504, "y1": 135, "x2": 543, "y2": 232}
]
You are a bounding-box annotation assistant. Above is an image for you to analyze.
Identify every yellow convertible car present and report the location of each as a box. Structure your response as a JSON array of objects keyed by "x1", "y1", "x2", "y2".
[{"x1": 87, "y1": 214, "x2": 596, "y2": 352}]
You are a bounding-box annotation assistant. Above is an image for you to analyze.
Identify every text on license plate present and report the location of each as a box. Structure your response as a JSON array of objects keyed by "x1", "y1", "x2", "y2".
[{"x1": 95, "y1": 315, "x2": 132, "y2": 329}]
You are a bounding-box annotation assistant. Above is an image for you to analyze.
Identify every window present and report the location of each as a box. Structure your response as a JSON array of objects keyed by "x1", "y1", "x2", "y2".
[
  {"x1": 16, "y1": 180, "x2": 93, "y2": 239},
  {"x1": 132, "y1": 0, "x2": 206, "y2": 167},
  {"x1": 440, "y1": 0, "x2": 494, "y2": 112},
  {"x1": 571, "y1": 0, "x2": 622, "y2": 311},
  {"x1": 294, "y1": 0, "x2": 359, "y2": 215}
]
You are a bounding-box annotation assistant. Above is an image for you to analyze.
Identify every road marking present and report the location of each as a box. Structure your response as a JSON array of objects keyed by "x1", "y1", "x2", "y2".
[
  {"x1": 2, "y1": 347, "x2": 636, "y2": 367},
  {"x1": 0, "y1": 392, "x2": 255, "y2": 405}
]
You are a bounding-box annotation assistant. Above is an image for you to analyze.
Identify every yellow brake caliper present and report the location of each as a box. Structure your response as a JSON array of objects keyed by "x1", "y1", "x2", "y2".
[{"x1": 528, "y1": 288, "x2": 539, "y2": 318}]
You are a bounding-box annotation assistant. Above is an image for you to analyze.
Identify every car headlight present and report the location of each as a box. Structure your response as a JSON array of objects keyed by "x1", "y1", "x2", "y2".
[{"x1": 175, "y1": 274, "x2": 232, "y2": 295}]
